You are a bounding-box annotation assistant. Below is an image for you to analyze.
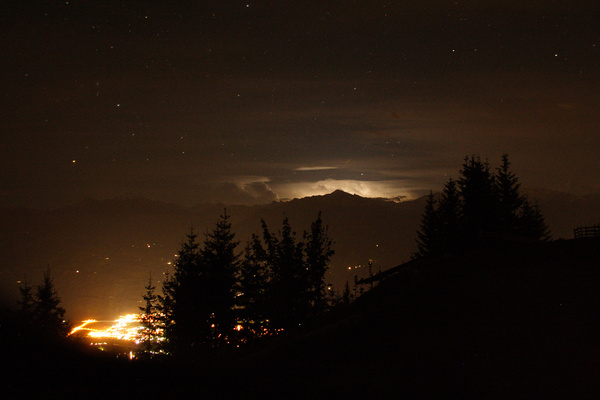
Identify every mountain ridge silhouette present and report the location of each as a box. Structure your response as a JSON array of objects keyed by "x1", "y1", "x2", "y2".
[{"x1": 1, "y1": 189, "x2": 598, "y2": 320}]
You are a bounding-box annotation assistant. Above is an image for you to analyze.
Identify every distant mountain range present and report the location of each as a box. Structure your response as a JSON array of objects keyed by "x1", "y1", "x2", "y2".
[{"x1": 1, "y1": 189, "x2": 598, "y2": 321}]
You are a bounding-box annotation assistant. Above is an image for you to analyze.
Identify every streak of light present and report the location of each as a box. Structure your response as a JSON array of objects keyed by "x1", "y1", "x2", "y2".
[
  {"x1": 69, "y1": 314, "x2": 144, "y2": 342},
  {"x1": 68, "y1": 319, "x2": 97, "y2": 336}
]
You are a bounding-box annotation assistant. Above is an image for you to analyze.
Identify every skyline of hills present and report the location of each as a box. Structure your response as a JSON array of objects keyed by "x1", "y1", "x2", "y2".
[{"x1": 1, "y1": 189, "x2": 599, "y2": 322}]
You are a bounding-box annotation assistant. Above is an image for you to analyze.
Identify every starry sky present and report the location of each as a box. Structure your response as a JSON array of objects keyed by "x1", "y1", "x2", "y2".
[{"x1": 2, "y1": 1, "x2": 599, "y2": 209}]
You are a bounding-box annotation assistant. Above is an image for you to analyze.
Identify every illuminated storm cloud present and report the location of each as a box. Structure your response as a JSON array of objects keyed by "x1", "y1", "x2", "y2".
[{"x1": 271, "y1": 178, "x2": 420, "y2": 200}]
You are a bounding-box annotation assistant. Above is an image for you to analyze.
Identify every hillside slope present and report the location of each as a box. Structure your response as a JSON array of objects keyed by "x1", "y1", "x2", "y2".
[
  {"x1": 1, "y1": 189, "x2": 598, "y2": 321},
  {"x1": 4, "y1": 239, "x2": 598, "y2": 398},
  {"x1": 228, "y1": 238, "x2": 600, "y2": 398},
  {"x1": 0, "y1": 191, "x2": 424, "y2": 320}
]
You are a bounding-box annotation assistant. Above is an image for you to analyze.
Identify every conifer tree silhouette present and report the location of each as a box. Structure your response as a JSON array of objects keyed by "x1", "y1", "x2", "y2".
[
  {"x1": 238, "y1": 213, "x2": 334, "y2": 336},
  {"x1": 159, "y1": 228, "x2": 204, "y2": 350},
  {"x1": 237, "y1": 234, "x2": 271, "y2": 340},
  {"x1": 200, "y1": 210, "x2": 240, "y2": 345},
  {"x1": 416, "y1": 154, "x2": 550, "y2": 258},
  {"x1": 304, "y1": 211, "x2": 334, "y2": 316},
  {"x1": 157, "y1": 211, "x2": 240, "y2": 351},
  {"x1": 495, "y1": 153, "x2": 524, "y2": 237},
  {"x1": 139, "y1": 273, "x2": 160, "y2": 352},
  {"x1": 416, "y1": 192, "x2": 440, "y2": 257},
  {"x1": 437, "y1": 178, "x2": 461, "y2": 254},
  {"x1": 458, "y1": 155, "x2": 497, "y2": 245},
  {"x1": 17, "y1": 276, "x2": 35, "y2": 320},
  {"x1": 519, "y1": 199, "x2": 551, "y2": 242},
  {"x1": 33, "y1": 268, "x2": 70, "y2": 337},
  {"x1": 151, "y1": 211, "x2": 334, "y2": 350}
]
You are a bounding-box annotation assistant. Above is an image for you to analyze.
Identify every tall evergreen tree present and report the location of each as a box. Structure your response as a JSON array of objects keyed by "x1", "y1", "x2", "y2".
[
  {"x1": 458, "y1": 155, "x2": 496, "y2": 244},
  {"x1": 415, "y1": 154, "x2": 550, "y2": 258},
  {"x1": 257, "y1": 214, "x2": 334, "y2": 330},
  {"x1": 153, "y1": 211, "x2": 335, "y2": 349},
  {"x1": 138, "y1": 272, "x2": 160, "y2": 351},
  {"x1": 139, "y1": 273, "x2": 157, "y2": 316},
  {"x1": 200, "y1": 210, "x2": 240, "y2": 345},
  {"x1": 495, "y1": 153, "x2": 524, "y2": 237},
  {"x1": 518, "y1": 199, "x2": 551, "y2": 242},
  {"x1": 165, "y1": 228, "x2": 205, "y2": 349},
  {"x1": 156, "y1": 269, "x2": 176, "y2": 350},
  {"x1": 415, "y1": 192, "x2": 439, "y2": 257},
  {"x1": 437, "y1": 178, "x2": 461, "y2": 254},
  {"x1": 17, "y1": 276, "x2": 35, "y2": 319},
  {"x1": 271, "y1": 217, "x2": 306, "y2": 329},
  {"x1": 156, "y1": 212, "x2": 241, "y2": 350},
  {"x1": 260, "y1": 218, "x2": 279, "y2": 275},
  {"x1": 237, "y1": 234, "x2": 270, "y2": 339},
  {"x1": 34, "y1": 268, "x2": 69, "y2": 337},
  {"x1": 341, "y1": 280, "x2": 353, "y2": 307},
  {"x1": 304, "y1": 211, "x2": 334, "y2": 316}
]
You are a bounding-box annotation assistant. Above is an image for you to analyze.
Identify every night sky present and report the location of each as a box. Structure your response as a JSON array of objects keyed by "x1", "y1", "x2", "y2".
[{"x1": 2, "y1": 1, "x2": 599, "y2": 209}]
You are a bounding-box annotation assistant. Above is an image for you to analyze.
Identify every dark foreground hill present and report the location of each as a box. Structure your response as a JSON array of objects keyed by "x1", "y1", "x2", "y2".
[
  {"x1": 225, "y1": 238, "x2": 600, "y2": 398},
  {"x1": 3, "y1": 238, "x2": 599, "y2": 398}
]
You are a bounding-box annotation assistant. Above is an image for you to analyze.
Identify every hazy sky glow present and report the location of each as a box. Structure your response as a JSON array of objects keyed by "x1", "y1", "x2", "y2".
[{"x1": 1, "y1": 1, "x2": 599, "y2": 208}]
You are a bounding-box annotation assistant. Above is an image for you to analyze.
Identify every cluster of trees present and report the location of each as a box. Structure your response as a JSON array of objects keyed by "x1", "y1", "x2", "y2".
[
  {"x1": 17, "y1": 268, "x2": 70, "y2": 338},
  {"x1": 139, "y1": 211, "x2": 334, "y2": 353},
  {"x1": 416, "y1": 154, "x2": 549, "y2": 258}
]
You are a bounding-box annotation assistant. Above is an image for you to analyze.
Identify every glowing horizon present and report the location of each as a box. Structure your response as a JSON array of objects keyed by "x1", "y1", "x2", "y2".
[{"x1": 271, "y1": 179, "x2": 421, "y2": 201}]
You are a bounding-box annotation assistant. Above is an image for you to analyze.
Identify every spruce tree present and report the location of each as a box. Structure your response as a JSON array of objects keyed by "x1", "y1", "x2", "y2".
[
  {"x1": 139, "y1": 273, "x2": 160, "y2": 352},
  {"x1": 261, "y1": 216, "x2": 333, "y2": 330},
  {"x1": 156, "y1": 270, "x2": 176, "y2": 351},
  {"x1": 519, "y1": 199, "x2": 550, "y2": 242},
  {"x1": 17, "y1": 276, "x2": 35, "y2": 319},
  {"x1": 34, "y1": 268, "x2": 69, "y2": 337},
  {"x1": 237, "y1": 234, "x2": 270, "y2": 340},
  {"x1": 437, "y1": 178, "x2": 461, "y2": 255},
  {"x1": 495, "y1": 153, "x2": 524, "y2": 237},
  {"x1": 157, "y1": 212, "x2": 241, "y2": 350},
  {"x1": 415, "y1": 192, "x2": 439, "y2": 257},
  {"x1": 139, "y1": 273, "x2": 157, "y2": 317},
  {"x1": 304, "y1": 212, "x2": 334, "y2": 316},
  {"x1": 342, "y1": 280, "x2": 353, "y2": 306},
  {"x1": 458, "y1": 155, "x2": 496, "y2": 244},
  {"x1": 271, "y1": 217, "x2": 306, "y2": 329},
  {"x1": 200, "y1": 210, "x2": 240, "y2": 345},
  {"x1": 415, "y1": 154, "x2": 551, "y2": 258},
  {"x1": 165, "y1": 228, "x2": 205, "y2": 349}
]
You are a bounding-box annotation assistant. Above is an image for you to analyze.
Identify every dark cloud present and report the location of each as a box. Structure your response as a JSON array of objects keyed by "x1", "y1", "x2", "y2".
[{"x1": 0, "y1": 1, "x2": 598, "y2": 208}]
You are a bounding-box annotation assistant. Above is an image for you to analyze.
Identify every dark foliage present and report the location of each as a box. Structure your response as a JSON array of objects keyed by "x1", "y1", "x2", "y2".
[
  {"x1": 496, "y1": 153, "x2": 524, "y2": 236},
  {"x1": 7, "y1": 239, "x2": 600, "y2": 398},
  {"x1": 17, "y1": 268, "x2": 70, "y2": 337},
  {"x1": 157, "y1": 211, "x2": 240, "y2": 352},
  {"x1": 437, "y1": 179, "x2": 461, "y2": 253},
  {"x1": 138, "y1": 273, "x2": 160, "y2": 352},
  {"x1": 238, "y1": 214, "x2": 335, "y2": 333},
  {"x1": 236, "y1": 233, "x2": 271, "y2": 339},
  {"x1": 415, "y1": 192, "x2": 439, "y2": 257},
  {"x1": 17, "y1": 276, "x2": 35, "y2": 319},
  {"x1": 458, "y1": 155, "x2": 498, "y2": 246},
  {"x1": 150, "y1": 211, "x2": 335, "y2": 352},
  {"x1": 415, "y1": 154, "x2": 550, "y2": 258},
  {"x1": 519, "y1": 198, "x2": 551, "y2": 242},
  {"x1": 159, "y1": 228, "x2": 205, "y2": 350},
  {"x1": 304, "y1": 212, "x2": 335, "y2": 316},
  {"x1": 200, "y1": 210, "x2": 240, "y2": 344}
]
